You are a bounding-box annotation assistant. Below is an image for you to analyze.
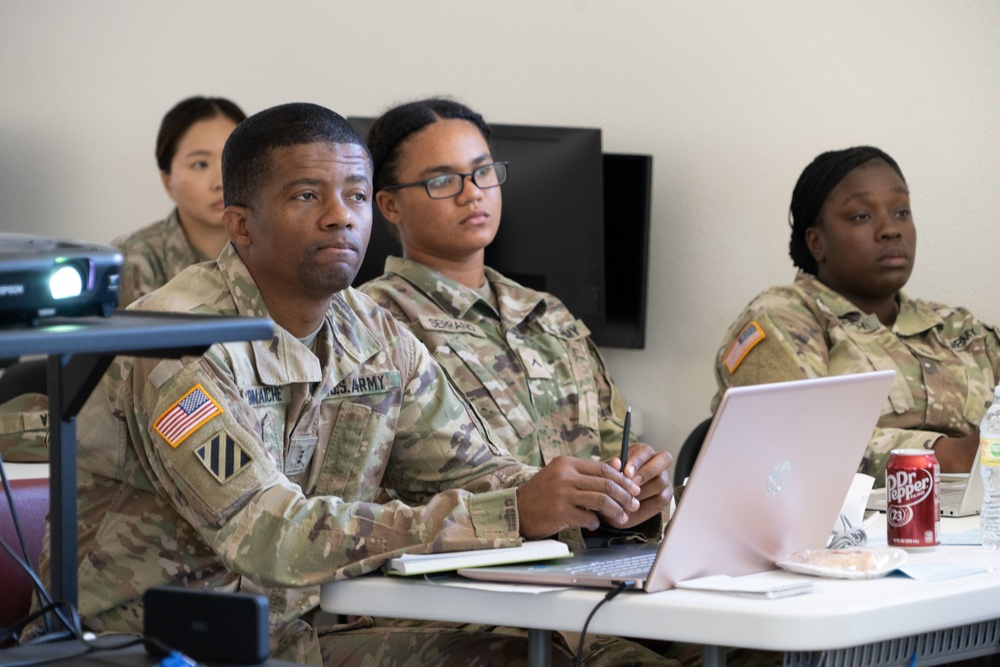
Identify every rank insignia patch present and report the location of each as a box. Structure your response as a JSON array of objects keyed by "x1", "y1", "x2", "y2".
[
  {"x1": 195, "y1": 432, "x2": 253, "y2": 484},
  {"x1": 154, "y1": 384, "x2": 223, "y2": 448},
  {"x1": 723, "y1": 321, "x2": 766, "y2": 374}
]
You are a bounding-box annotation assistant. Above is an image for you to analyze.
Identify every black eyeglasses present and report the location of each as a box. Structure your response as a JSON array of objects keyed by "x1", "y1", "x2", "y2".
[{"x1": 382, "y1": 161, "x2": 508, "y2": 200}]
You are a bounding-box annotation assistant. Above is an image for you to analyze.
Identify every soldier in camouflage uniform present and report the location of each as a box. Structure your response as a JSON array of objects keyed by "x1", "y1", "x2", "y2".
[
  {"x1": 37, "y1": 102, "x2": 663, "y2": 667},
  {"x1": 713, "y1": 146, "x2": 1000, "y2": 487},
  {"x1": 0, "y1": 393, "x2": 48, "y2": 462},
  {"x1": 362, "y1": 256, "x2": 638, "y2": 478},
  {"x1": 357, "y1": 99, "x2": 675, "y2": 665},
  {"x1": 112, "y1": 96, "x2": 246, "y2": 306},
  {"x1": 360, "y1": 98, "x2": 671, "y2": 512}
]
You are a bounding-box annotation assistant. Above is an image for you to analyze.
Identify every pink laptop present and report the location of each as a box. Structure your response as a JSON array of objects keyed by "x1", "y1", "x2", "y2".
[{"x1": 459, "y1": 370, "x2": 895, "y2": 593}]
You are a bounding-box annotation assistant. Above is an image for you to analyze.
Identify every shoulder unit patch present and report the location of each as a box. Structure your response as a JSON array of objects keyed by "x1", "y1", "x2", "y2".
[{"x1": 195, "y1": 431, "x2": 253, "y2": 484}]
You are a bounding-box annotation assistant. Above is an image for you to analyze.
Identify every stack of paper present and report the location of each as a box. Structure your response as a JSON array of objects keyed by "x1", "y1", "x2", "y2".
[{"x1": 385, "y1": 540, "x2": 571, "y2": 576}]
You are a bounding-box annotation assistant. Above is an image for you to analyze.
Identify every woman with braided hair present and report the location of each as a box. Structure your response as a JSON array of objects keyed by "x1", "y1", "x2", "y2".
[{"x1": 712, "y1": 146, "x2": 1000, "y2": 485}]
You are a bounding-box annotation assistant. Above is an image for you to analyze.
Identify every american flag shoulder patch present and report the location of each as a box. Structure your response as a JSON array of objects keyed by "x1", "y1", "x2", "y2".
[
  {"x1": 195, "y1": 431, "x2": 253, "y2": 484},
  {"x1": 723, "y1": 321, "x2": 766, "y2": 374},
  {"x1": 153, "y1": 384, "x2": 223, "y2": 448}
]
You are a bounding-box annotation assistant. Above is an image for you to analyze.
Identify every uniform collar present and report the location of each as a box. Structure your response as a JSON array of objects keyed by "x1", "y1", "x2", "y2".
[
  {"x1": 794, "y1": 271, "x2": 942, "y2": 336},
  {"x1": 218, "y1": 244, "x2": 381, "y2": 387},
  {"x1": 384, "y1": 256, "x2": 547, "y2": 325},
  {"x1": 166, "y1": 208, "x2": 212, "y2": 263}
]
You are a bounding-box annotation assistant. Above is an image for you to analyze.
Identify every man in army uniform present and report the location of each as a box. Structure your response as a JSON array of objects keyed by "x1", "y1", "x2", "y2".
[
  {"x1": 50, "y1": 102, "x2": 668, "y2": 666},
  {"x1": 713, "y1": 146, "x2": 1000, "y2": 486}
]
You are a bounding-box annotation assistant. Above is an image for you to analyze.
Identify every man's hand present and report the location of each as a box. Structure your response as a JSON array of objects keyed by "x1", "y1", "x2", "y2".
[
  {"x1": 609, "y1": 442, "x2": 673, "y2": 529},
  {"x1": 515, "y1": 456, "x2": 640, "y2": 539}
]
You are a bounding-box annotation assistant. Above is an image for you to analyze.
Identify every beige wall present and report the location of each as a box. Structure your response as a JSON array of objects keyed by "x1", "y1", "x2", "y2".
[{"x1": 2, "y1": 1, "x2": 998, "y2": 456}]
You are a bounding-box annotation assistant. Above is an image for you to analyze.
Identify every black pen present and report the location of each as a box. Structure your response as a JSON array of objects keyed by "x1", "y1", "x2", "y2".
[{"x1": 620, "y1": 406, "x2": 631, "y2": 474}]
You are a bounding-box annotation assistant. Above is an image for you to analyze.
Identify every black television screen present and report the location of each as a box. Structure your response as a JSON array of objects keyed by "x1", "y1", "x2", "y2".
[
  {"x1": 348, "y1": 117, "x2": 650, "y2": 348},
  {"x1": 481, "y1": 123, "x2": 605, "y2": 328},
  {"x1": 599, "y1": 153, "x2": 652, "y2": 349}
]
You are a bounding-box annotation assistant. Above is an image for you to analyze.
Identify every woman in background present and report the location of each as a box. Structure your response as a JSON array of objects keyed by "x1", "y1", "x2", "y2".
[
  {"x1": 713, "y1": 146, "x2": 1000, "y2": 485},
  {"x1": 112, "y1": 96, "x2": 245, "y2": 306}
]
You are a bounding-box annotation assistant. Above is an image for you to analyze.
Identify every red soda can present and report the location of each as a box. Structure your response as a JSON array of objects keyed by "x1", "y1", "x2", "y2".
[{"x1": 885, "y1": 449, "x2": 940, "y2": 550}]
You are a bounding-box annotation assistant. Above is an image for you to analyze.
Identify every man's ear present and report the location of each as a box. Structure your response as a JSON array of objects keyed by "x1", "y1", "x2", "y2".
[
  {"x1": 223, "y1": 205, "x2": 252, "y2": 248},
  {"x1": 375, "y1": 190, "x2": 403, "y2": 230},
  {"x1": 805, "y1": 226, "x2": 825, "y2": 264}
]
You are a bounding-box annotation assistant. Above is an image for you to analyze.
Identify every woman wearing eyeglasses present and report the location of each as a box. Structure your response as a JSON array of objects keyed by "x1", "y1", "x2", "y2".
[
  {"x1": 360, "y1": 97, "x2": 669, "y2": 488},
  {"x1": 358, "y1": 95, "x2": 680, "y2": 667}
]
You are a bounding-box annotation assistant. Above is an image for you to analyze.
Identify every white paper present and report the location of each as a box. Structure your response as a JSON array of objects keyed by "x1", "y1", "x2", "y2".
[
  {"x1": 675, "y1": 573, "x2": 819, "y2": 598},
  {"x1": 834, "y1": 473, "x2": 875, "y2": 533}
]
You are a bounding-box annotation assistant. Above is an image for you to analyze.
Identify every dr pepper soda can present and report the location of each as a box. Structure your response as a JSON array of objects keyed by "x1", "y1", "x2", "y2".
[{"x1": 886, "y1": 449, "x2": 940, "y2": 550}]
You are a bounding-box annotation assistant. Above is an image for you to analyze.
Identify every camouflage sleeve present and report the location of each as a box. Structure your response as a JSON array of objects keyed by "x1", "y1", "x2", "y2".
[
  {"x1": 114, "y1": 240, "x2": 163, "y2": 308},
  {"x1": 865, "y1": 320, "x2": 1000, "y2": 483},
  {"x1": 587, "y1": 339, "x2": 634, "y2": 461},
  {"x1": 864, "y1": 427, "x2": 943, "y2": 483},
  {"x1": 127, "y1": 346, "x2": 529, "y2": 588},
  {"x1": 0, "y1": 393, "x2": 49, "y2": 463},
  {"x1": 711, "y1": 297, "x2": 825, "y2": 411},
  {"x1": 376, "y1": 326, "x2": 535, "y2": 500},
  {"x1": 987, "y1": 323, "x2": 1000, "y2": 388}
]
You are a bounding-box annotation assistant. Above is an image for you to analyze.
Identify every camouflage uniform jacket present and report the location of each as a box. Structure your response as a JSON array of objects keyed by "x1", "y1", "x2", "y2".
[
  {"x1": 111, "y1": 209, "x2": 207, "y2": 307},
  {"x1": 360, "y1": 257, "x2": 633, "y2": 468},
  {"x1": 0, "y1": 393, "x2": 48, "y2": 462},
  {"x1": 713, "y1": 272, "x2": 1000, "y2": 484},
  {"x1": 64, "y1": 243, "x2": 532, "y2": 658}
]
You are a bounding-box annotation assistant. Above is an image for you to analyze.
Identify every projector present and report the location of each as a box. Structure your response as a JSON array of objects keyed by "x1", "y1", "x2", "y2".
[{"x1": 0, "y1": 232, "x2": 123, "y2": 325}]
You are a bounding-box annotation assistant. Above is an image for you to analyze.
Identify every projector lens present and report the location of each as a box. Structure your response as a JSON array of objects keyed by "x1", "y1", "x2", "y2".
[{"x1": 50, "y1": 265, "x2": 84, "y2": 299}]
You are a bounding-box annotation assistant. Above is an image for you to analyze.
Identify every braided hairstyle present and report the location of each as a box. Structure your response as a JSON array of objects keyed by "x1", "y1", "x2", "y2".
[
  {"x1": 788, "y1": 146, "x2": 906, "y2": 275},
  {"x1": 366, "y1": 97, "x2": 491, "y2": 194}
]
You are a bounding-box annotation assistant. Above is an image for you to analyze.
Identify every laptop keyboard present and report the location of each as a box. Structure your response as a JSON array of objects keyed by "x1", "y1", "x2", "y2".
[
  {"x1": 565, "y1": 552, "x2": 657, "y2": 578},
  {"x1": 940, "y1": 485, "x2": 966, "y2": 507}
]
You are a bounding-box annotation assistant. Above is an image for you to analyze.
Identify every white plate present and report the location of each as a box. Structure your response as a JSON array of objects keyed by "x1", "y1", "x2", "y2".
[{"x1": 777, "y1": 547, "x2": 908, "y2": 579}]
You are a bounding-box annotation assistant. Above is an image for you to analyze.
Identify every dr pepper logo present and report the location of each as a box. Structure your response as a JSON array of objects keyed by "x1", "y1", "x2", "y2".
[{"x1": 886, "y1": 468, "x2": 933, "y2": 528}]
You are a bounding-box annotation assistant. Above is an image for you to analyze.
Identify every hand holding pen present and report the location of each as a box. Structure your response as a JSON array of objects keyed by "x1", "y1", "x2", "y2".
[
  {"x1": 607, "y1": 406, "x2": 674, "y2": 528},
  {"x1": 619, "y1": 406, "x2": 631, "y2": 474}
]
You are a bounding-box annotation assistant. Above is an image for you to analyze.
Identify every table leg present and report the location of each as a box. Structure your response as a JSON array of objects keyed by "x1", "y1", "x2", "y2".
[
  {"x1": 702, "y1": 645, "x2": 727, "y2": 667},
  {"x1": 527, "y1": 628, "x2": 552, "y2": 667}
]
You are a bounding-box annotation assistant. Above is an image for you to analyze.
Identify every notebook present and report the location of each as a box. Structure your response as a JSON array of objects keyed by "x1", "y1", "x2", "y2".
[
  {"x1": 866, "y1": 456, "x2": 984, "y2": 517},
  {"x1": 384, "y1": 539, "x2": 570, "y2": 576},
  {"x1": 458, "y1": 370, "x2": 896, "y2": 593}
]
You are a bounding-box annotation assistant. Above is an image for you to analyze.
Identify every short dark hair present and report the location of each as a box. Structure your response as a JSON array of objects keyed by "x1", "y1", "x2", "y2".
[
  {"x1": 366, "y1": 97, "x2": 490, "y2": 193},
  {"x1": 156, "y1": 96, "x2": 246, "y2": 173},
  {"x1": 789, "y1": 146, "x2": 906, "y2": 275},
  {"x1": 222, "y1": 102, "x2": 371, "y2": 208}
]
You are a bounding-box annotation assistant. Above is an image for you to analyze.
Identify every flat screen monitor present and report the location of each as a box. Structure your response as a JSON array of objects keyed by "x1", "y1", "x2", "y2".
[
  {"x1": 348, "y1": 117, "x2": 649, "y2": 348},
  {"x1": 598, "y1": 153, "x2": 652, "y2": 349}
]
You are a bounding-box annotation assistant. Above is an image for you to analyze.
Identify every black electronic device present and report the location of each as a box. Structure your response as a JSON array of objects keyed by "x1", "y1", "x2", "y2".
[
  {"x1": 143, "y1": 586, "x2": 270, "y2": 664},
  {"x1": 0, "y1": 233, "x2": 122, "y2": 325},
  {"x1": 348, "y1": 117, "x2": 651, "y2": 349},
  {"x1": 599, "y1": 152, "x2": 652, "y2": 349},
  {"x1": 481, "y1": 123, "x2": 606, "y2": 329}
]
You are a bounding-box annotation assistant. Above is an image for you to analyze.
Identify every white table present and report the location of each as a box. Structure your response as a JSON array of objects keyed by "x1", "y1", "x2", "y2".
[
  {"x1": 1, "y1": 462, "x2": 49, "y2": 480},
  {"x1": 321, "y1": 517, "x2": 1000, "y2": 666}
]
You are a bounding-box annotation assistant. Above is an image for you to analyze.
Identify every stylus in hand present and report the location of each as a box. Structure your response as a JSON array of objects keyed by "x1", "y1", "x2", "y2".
[{"x1": 620, "y1": 406, "x2": 631, "y2": 474}]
